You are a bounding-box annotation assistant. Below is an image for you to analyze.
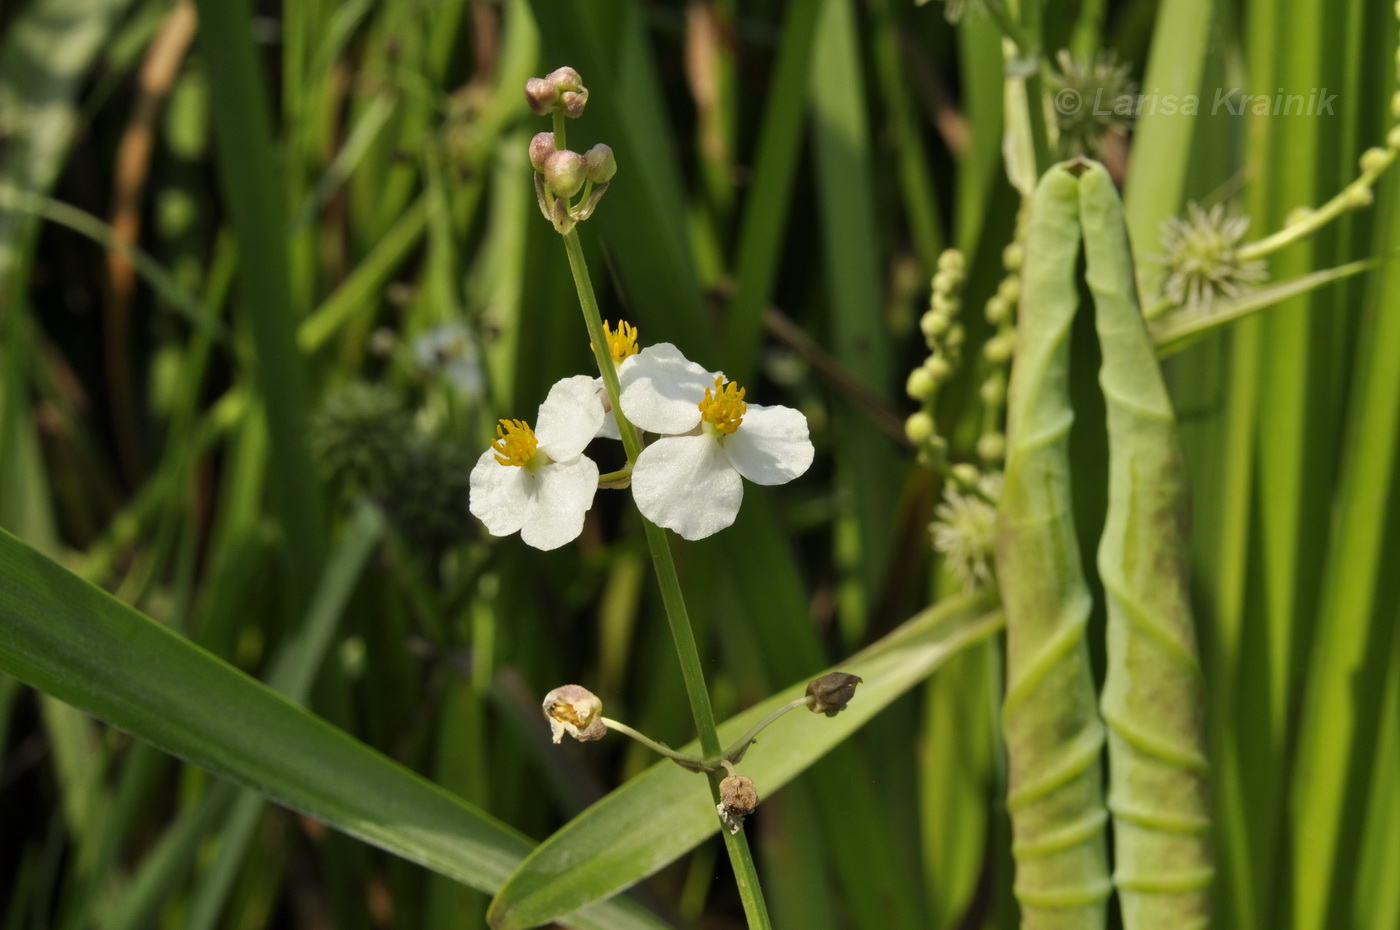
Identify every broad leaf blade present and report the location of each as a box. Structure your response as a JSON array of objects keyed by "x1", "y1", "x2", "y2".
[{"x1": 0, "y1": 527, "x2": 669, "y2": 930}]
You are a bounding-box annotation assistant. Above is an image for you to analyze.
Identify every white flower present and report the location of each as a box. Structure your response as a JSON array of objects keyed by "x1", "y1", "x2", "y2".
[
  {"x1": 618, "y1": 344, "x2": 814, "y2": 540},
  {"x1": 469, "y1": 375, "x2": 603, "y2": 550},
  {"x1": 593, "y1": 320, "x2": 640, "y2": 440}
]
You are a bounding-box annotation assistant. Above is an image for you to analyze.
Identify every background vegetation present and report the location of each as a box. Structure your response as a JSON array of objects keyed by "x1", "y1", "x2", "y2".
[{"x1": 1, "y1": 0, "x2": 1396, "y2": 928}]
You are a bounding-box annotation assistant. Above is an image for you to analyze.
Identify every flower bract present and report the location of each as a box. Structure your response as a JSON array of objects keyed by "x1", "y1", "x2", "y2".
[
  {"x1": 469, "y1": 375, "x2": 603, "y2": 550},
  {"x1": 618, "y1": 344, "x2": 814, "y2": 540}
]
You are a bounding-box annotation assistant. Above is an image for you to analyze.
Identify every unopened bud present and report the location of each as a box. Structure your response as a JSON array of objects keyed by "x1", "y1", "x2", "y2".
[
  {"x1": 1389, "y1": 125, "x2": 1400, "y2": 151},
  {"x1": 561, "y1": 91, "x2": 588, "y2": 119},
  {"x1": 933, "y1": 270, "x2": 959, "y2": 295},
  {"x1": 905, "y1": 411, "x2": 936, "y2": 445},
  {"x1": 951, "y1": 463, "x2": 980, "y2": 487},
  {"x1": 544, "y1": 150, "x2": 587, "y2": 199},
  {"x1": 985, "y1": 295, "x2": 1010, "y2": 325},
  {"x1": 524, "y1": 77, "x2": 559, "y2": 116},
  {"x1": 945, "y1": 324, "x2": 966, "y2": 350},
  {"x1": 584, "y1": 143, "x2": 617, "y2": 183},
  {"x1": 977, "y1": 432, "x2": 1006, "y2": 464},
  {"x1": 545, "y1": 66, "x2": 584, "y2": 92},
  {"x1": 806, "y1": 672, "x2": 863, "y2": 717},
  {"x1": 1361, "y1": 147, "x2": 1392, "y2": 174},
  {"x1": 931, "y1": 293, "x2": 960, "y2": 317},
  {"x1": 717, "y1": 775, "x2": 759, "y2": 834},
  {"x1": 921, "y1": 310, "x2": 950, "y2": 341},
  {"x1": 1002, "y1": 242, "x2": 1024, "y2": 272},
  {"x1": 529, "y1": 132, "x2": 556, "y2": 172},
  {"x1": 542, "y1": 685, "x2": 606, "y2": 743},
  {"x1": 906, "y1": 366, "x2": 935, "y2": 401},
  {"x1": 997, "y1": 276, "x2": 1020, "y2": 305},
  {"x1": 937, "y1": 248, "x2": 966, "y2": 275},
  {"x1": 924, "y1": 354, "x2": 952, "y2": 382},
  {"x1": 983, "y1": 334, "x2": 1014, "y2": 364},
  {"x1": 1344, "y1": 183, "x2": 1375, "y2": 210},
  {"x1": 980, "y1": 374, "x2": 1006, "y2": 406}
]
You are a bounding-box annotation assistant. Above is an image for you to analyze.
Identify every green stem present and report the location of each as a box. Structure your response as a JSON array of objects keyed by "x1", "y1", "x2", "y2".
[
  {"x1": 722, "y1": 696, "x2": 813, "y2": 763},
  {"x1": 559, "y1": 226, "x2": 773, "y2": 930},
  {"x1": 600, "y1": 717, "x2": 706, "y2": 770}
]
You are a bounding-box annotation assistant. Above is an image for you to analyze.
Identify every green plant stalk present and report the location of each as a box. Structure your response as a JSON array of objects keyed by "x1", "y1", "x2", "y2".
[
  {"x1": 1080, "y1": 162, "x2": 1213, "y2": 929},
  {"x1": 559, "y1": 228, "x2": 772, "y2": 930},
  {"x1": 997, "y1": 162, "x2": 1110, "y2": 930}
]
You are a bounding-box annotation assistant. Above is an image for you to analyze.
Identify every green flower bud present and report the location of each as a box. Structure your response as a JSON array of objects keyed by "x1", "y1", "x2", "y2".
[
  {"x1": 951, "y1": 463, "x2": 980, "y2": 487},
  {"x1": 983, "y1": 334, "x2": 1014, "y2": 364},
  {"x1": 906, "y1": 366, "x2": 935, "y2": 401},
  {"x1": 544, "y1": 149, "x2": 587, "y2": 199},
  {"x1": 933, "y1": 270, "x2": 958, "y2": 295},
  {"x1": 980, "y1": 374, "x2": 1006, "y2": 406},
  {"x1": 1002, "y1": 242, "x2": 1024, "y2": 272},
  {"x1": 921, "y1": 310, "x2": 951, "y2": 341},
  {"x1": 924, "y1": 354, "x2": 952, "y2": 382},
  {"x1": 945, "y1": 323, "x2": 966, "y2": 350},
  {"x1": 1344, "y1": 183, "x2": 1375, "y2": 210},
  {"x1": 524, "y1": 77, "x2": 559, "y2": 116},
  {"x1": 584, "y1": 143, "x2": 617, "y2": 183},
  {"x1": 931, "y1": 293, "x2": 960, "y2": 317},
  {"x1": 1361, "y1": 147, "x2": 1392, "y2": 174},
  {"x1": 997, "y1": 276, "x2": 1020, "y2": 305},
  {"x1": 985, "y1": 295, "x2": 1010, "y2": 325},
  {"x1": 937, "y1": 248, "x2": 966, "y2": 275},
  {"x1": 528, "y1": 132, "x2": 556, "y2": 172},
  {"x1": 905, "y1": 411, "x2": 936, "y2": 445},
  {"x1": 1285, "y1": 206, "x2": 1314, "y2": 228},
  {"x1": 977, "y1": 432, "x2": 1006, "y2": 464},
  {"x1": 1389, "y1": 125, "x2": 1400, "y2": 151}
]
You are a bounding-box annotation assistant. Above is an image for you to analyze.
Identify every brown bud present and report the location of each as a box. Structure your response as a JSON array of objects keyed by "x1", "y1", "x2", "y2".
[
  {"x1": 542, "y1": 685, "x2": 606, "y2": 743},
  {"x1": 528, "y1": 132, "x2": 556, "y2": 172},
  {"x1": 806, "y1": 672, "x2": 863, "y2": 717},
  {"x1": 524, "y1": 77, "x2": 559, "y2": 116},
  {"x1": 717, "y1": 775, "x2": 759, "y2": 834},
  {"x1": 544, "y1": 66, "x2": 584, "y2": 92},
  {"x1": 560, "y1": 90, "x2": 588, "y2": 119}
]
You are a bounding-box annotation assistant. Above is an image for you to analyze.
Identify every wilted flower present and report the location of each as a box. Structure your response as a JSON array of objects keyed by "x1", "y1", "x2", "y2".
[
  {"x1": 717, "y1": 774, "x2": 759, "y2": 834},
  {"x1": 806, "y1": 672, "x2": 863, "y2": 717},
  {"x1": 1158, "y1": 202, "x2": 1268, "y2": 312},
  {"x1": 931, "y1": 472, "x2": 1002, "y2": 589},
  {"x1": 542, "y1": 685, "x2": 606, "y2": 743}
]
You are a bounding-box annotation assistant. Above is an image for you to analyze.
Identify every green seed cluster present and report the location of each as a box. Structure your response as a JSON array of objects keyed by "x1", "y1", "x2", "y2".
[{"x1": 904, "y1": 249, "x2": 967, "y2": 469}]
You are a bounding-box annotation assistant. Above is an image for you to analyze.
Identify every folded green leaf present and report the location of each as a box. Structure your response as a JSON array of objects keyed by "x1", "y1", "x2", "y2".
[
  {"x1": 487, "y1": 590, "x2": 1003, "y2": 930},
  {"x1": 1081, "y1": 161, "x2": 1213, "y2": 929},
  {"x1": 0, "y1": 526, "x2": 668, "y2": 930},
  {"x1": 997, "y1": 161, "x2": 1111, "y2": 929}
]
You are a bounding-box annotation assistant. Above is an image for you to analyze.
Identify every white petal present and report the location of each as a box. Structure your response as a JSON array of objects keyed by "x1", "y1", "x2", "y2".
[
  {"x1": 520, "y1": 455, "x2": 599, "y2": 550},
  {"x1": 594, "y1": 379, "x2": 621, "y2": 440},
  {"x1": 631, "y1": 435, "x2": 742, "y2": 540},
  {"x1": 618, "y1": 343, "x2": 716, "y2": 435},
  {"x1": 535, "y1": 375, "x2": 605, "y2": 460},
  {"x1": 723, "y1": 404, "x2": 814, "y2": 486},
  {"x1": 469, "y1": 448, "x2": 530, "y2": 537}
]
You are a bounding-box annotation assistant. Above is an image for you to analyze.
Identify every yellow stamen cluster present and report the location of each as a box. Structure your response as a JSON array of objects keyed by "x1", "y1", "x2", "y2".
[
  {"x1": 492, "y1": 419, "x2": 539, "y2": 467},
  {"x1": 698, "y1": 376, "x2": 747, "y2": 435},
  {"x1": 597, "y1": 320, "x2": 640, "y2": 364}
]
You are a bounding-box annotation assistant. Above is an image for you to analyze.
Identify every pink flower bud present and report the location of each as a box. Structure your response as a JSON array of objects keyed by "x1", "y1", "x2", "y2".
[
  {"x1": 529, "y1": 132, "x2": 556, "y2": 172},
  {"x1": 584, "y1": 143, "x2": 617, "y2": 184},
  {"x1": 544, "y1": 150, "x2": 587, "y2": 199},
  {"x1": 524, "y1": 77, "x2": 558, "y2": 116}
]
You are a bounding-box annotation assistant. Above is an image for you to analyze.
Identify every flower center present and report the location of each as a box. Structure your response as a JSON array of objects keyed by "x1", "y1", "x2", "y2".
[
  {"x1": 698, "y1": 376, "x2": 746, "y2": 435},
  {"x1": 596, "y1": 320, "x2": 639, "y2": 365},
  {"x1": 492, "y1": 419, "x2": 539, "y2": 467}
]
